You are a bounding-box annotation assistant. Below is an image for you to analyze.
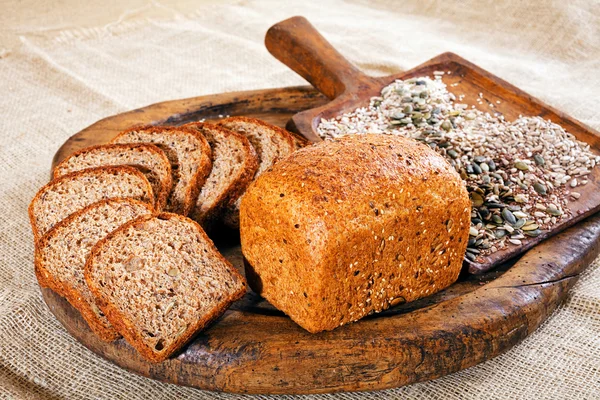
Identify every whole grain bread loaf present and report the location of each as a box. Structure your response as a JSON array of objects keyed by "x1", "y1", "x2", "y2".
[
  {"x1": 35, "y1": 199, "x2": 153, "y2": 341},
  {"x1": 217, "y1": 117, "x2": 296, "y2": 229},
  {"x1": 183, "y1": 123, "x2": 258, "y2": 226},
  {"x1": 84, "y1": 213, "x2": 247, "y2": 362},
  {"x1": 111, "y1": 126, "x2": 212, "y2": 215},
  {"x1": 240, "y1": 134, "x2": 470, "y2": 333},
  {"x1": 28, "y1": 165, "x2": 154, "y2": 242},
  {"x1": 53, "y1": 143, "x2": 172, "y2": 210}
]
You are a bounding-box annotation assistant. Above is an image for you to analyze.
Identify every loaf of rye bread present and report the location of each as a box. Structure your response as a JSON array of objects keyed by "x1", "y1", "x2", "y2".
[
  {"x1": 53, "y1": 143, "x2": 172, "y2": 210},
  {"x1": 85, "y1": 213, "x2": 246, "y2": 362},
  {"x1": 240, "y1": 134, "x2": 470, "y2": 333}
]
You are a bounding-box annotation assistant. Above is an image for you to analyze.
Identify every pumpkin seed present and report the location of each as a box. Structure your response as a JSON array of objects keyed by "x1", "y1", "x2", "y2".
[
  {"x1": 502, "y1": 209, "x2": 517, "y2": 225},
  {"x1": 522, "y1": 223, "x2": 539, "y2": 231},
  {"x1": 524, "y1": 229, "x2": 542, "y2": 237},
  {"x1": 515, "y1": 161, "x2": 529, "y2": 171},
  {"x1": 533, "y1": 182, "x2": 547, "y2": 195},
  {"x1": 534, "y1": 154, "x2": 545, "y2": 166}
]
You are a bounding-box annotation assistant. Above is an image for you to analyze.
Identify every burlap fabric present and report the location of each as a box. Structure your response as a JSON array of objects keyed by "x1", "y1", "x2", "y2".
[{"x1": 2, "y1": 0, "x2": 599, "y2": 398}]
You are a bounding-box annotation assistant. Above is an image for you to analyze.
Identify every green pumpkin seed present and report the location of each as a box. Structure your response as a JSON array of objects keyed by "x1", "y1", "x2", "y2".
[
  {"x1": 524, "y1": 229, "x2": 542, "y2": 237},
  {"x1": 533, "y1": 154, "x2": 545, "y2": 166},
  {"x1": 501, "y1": 209, "x2": 517, "y2": 225},
  {"x1": 470, "y1": 192, "x2": 484, "y2": 207},
  {"x1": 533, "y1": 182, "x2": 547, "y2": 195},
  {"x1": 522, "y1": 223, "x2": 539, "y2": 231},
  {"x1": 513, "y1": 218, "x2": 526, "y2": 229},
  {"x1": 515, "y1": 161, "x2": 529, "y2": 171}
]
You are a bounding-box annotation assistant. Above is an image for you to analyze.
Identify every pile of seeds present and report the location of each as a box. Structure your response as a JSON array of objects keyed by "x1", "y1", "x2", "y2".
[{"x1": 317, "y1": 76, "x2": 600, "y2": 263}]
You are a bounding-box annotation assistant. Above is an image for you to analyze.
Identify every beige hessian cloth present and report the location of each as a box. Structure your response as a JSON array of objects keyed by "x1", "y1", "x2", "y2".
[{"x1": 1, "y1": 0, "x2": 599, "y2": 398}]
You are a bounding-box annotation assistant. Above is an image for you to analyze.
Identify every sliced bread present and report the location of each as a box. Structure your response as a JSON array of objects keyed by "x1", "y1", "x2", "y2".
[
  {"x1": 35, "y1": 199, "x2": 153, "y2": 341},
  {"x1": 28, "y1": 165, "x2": 154, "y2": 242},
  {"x1": 111, "y1": 126, "x2": 212, "y2": 216},
  {"x1": 84, "y1": 213, "x2": 247, "y2": 362},
  {"x1": 53, "y1": 143, "x2": 172, "y2": 210},
  {"x1": 217, "y1": 117, "x2": 295, "y2": 176},
  {"x1": 183, "y1": 123, "x2": 258, "y2": 226},
  {"x1": 217, "y1": 117, "x2": 296, "y2": 229}
]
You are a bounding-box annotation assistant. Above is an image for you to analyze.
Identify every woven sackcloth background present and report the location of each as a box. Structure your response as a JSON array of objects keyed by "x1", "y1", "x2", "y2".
[{"x1": 1, "y1": 0, "x2": 600, "y2": 398}]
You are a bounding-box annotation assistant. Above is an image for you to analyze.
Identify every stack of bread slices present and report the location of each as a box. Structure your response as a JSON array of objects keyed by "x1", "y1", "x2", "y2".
[{"x1": 30, "y1": 117, "x2": 304, "y2": 362}]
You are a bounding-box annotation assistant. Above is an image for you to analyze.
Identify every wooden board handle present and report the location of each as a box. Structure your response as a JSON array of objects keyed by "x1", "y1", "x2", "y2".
[{"x1": 265, "y1": 16, "x2": 380, "y2": 100}]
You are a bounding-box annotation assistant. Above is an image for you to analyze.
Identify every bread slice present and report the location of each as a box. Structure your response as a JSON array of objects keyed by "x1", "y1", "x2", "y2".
[
  {"x1": 35, "y1": 199, "x2": 153, "y2": 341},
  {"x1": 217, "y1": 117, "x2": 295, "y2": 176},
  {"x1": 85, "y1": 213, "x2": 247, "y2": 362},
  {"x1": 217, "y1": 117, "x2": 296, "y2": 229},
  {"x1": 53, "y1": 143, "x2": 172, "y2": 210},
  {"x1": 111, "y1": 126, "x2": 212, "y2": 216},
  {"x1": 28, "y1": 165, "x2": 154, "y2": 242},
  {"x1": 183, "y1": 123, "x2": 258, "y2": 226}
]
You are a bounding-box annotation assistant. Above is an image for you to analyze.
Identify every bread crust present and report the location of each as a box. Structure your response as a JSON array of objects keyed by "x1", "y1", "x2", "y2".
[
  {"x1": 240, "y1": 134, "x2": 471, "y2": 333},
  {"x1": 35, "y1": 198, "x2": 154, "y2": 342},
  {"x1": 84, "y1": 212, "x2": 247, "y2": 362},
  {"x1": 53, "y1": 143, "x2": 172, "y2": 211},
  {"x1": 183, "y1": 123, "x2": 259, "y2": 226},
  {"x1": 28, "y1": 165, "x2": 154, "y2": 244},
  {"x1": 111, "y1": 125, "x2": 213, "y2": 216}
]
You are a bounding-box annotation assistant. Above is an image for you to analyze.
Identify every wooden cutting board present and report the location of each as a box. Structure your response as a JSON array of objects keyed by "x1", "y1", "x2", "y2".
[
  {"x1": 42, "y1": 84, "x2": 600, "y2": 394},
  {"x1": 265, "y1": 17, "x2": 600, "y2": 274}
]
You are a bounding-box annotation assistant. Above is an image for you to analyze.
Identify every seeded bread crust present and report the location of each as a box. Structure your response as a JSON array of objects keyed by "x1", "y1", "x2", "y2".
[
  {"x1": 111, "y1": 126, "x2": 212, "y2": 216},
  {"x1": 53, "y1": 143, "x2": 172, "y2": 210},
  {"x1": 84, "y1": 213, "x2": 247, "y2": 362},
  {"x1": 183, "y1": 123, "x2": 258, "y2": 226},
  {"x1": 35, "y1": 199, "x2": 154, "y2": 341},
  {"x1": 217, "y1": 117, "x2": 297, "y2": 229},
  {"x1": 28, "y1": 165, "x2": 154, "y2": 243},
  {"x1": 240, "y1": 134, "x2": 471, "y2": 333}
]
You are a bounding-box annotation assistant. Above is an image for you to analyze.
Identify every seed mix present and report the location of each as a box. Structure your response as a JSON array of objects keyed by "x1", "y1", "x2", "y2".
[{"x1": 317, "y1": 75, "x2": 600, "y2": 263}]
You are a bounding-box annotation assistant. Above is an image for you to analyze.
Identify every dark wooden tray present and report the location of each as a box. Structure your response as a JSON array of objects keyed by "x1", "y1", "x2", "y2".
[{"x1": 42, "y1": 84, "x2": 600, "y2": 394}]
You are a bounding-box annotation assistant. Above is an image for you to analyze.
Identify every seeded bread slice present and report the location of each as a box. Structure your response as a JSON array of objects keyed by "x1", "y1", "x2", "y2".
[
  {"x1": 183, "y1": 123, "x2": 258, "y2": 226},
  {"x1": 28, "y1": 165, "x2": 154, "y2": 242},
  {"x1": 217, "y1": 117, "x2": 296, "y2": 229},
  {"x1": 112, "y1": 126, "x2": 212, "y2": 216},
  {"x1": 53, "y1": 143, "x2": 172, "y2": 210},
  {"x1": 35, "y1": 199, "x2": 153, "y2": 341},
  {"x1": 85, "y1": 213, "x2": 247, "y2": 362}
]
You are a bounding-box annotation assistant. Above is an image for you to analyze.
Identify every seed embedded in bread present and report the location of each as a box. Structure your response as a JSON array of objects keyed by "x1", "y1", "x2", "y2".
[
  {"x1": 217, "y1": 117, "x2": 296, "y2": 229},
  {"x1": 53, "y1": 143, "x2": 172, "y2": 210},
  {"x1": 112, "y1": 126, "x2": 212, "y2": 216},
  {"x1": 240, "y1": 134, "x2": 471, "y2": 333},
  {"x1": 85, "y1": 213, "x2": 247, "y2": 362},
  {"x1": 183, "y1": 123, "x2": 258, "y2": 227},
  {"x1": 35, "y1": 199, "x2": 153, "y2": 341},
  {"x1": 29, "y1": 165, "x2": 154, "y2": 242}
]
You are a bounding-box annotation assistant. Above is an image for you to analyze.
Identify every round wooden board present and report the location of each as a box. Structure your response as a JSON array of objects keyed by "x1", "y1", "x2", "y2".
[{"x1": 42, "y1": 86, "x2": 600, "y2": 394}]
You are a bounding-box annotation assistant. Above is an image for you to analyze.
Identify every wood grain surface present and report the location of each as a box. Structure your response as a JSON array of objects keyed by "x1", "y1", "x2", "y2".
[
  {"x1": 265, "y1": 16, "x2": 600, "y2": 274},
  {"x1": 43, "y1": 82, "x2": 600, "y2": 394}
]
